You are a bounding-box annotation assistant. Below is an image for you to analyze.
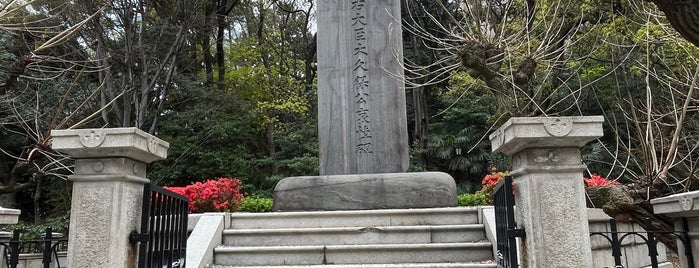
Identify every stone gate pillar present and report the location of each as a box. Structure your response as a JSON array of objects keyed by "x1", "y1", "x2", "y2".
[
  {"x1": 651, "y1": 191, "x2": 699, "y2": 268},
  {"x1": 51, "y1": 128, "x2": 169, "y2": 268},
  {"x1": 490, "y1": 116, "x2": 604, "y2": 268}
]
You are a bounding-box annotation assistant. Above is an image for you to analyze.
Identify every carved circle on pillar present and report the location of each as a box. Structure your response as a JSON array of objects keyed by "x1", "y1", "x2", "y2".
[
  {"x1": 496, "y1": 128, "x2": 505, "y2": 147},
  {"x1": 680, "y1": 195, "x2": 694, "y2": 211},
  {"x1": 513, "y1": 153, "x2": 522, "y2": 168},
  {"x1": 79, "y1": 130, "x2": 106, "y2": 148},
  {"x1": 147, "y1": 137, "x2": 159, "y2": 154},
  {"x1": 544, "y1": 118, "x2": 573, "y2": 137},
  {"x1": 92, "y1": 161, "x2": 105, "y2": 173},
  {"x1": 132, "y1": 163, "x2": 144, "y2": 176}
]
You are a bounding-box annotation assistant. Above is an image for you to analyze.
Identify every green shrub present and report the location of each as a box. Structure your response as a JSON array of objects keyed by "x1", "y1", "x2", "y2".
[
  {"x1": 457, "y1": 192, "x2": 489, "y2": 206},
  {"x1": 236, "y1": 197, "x2": 274, "y2": 212},
  {"x1": 3, "y1": 214, "x2": 70, "y2": 240}
]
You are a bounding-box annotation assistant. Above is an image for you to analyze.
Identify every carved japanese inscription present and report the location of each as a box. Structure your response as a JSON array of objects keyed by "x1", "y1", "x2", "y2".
[{"x1": 351, "y1": 0, "x2": 373, "y2": 154}]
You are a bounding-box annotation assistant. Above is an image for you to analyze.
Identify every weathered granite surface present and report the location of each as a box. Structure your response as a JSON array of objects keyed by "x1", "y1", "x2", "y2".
[
  {"x1": 317, "y1": 0, "x2": 408, "y2": 175},
  {"x1": 273, "y1": 172, "x2": 457, "y2": 211},
  {"x1": 490, "y1": 116, "x2": 603, "y2": 268},
  {"x1": 51, "y1": 127, "x2": 169, "y2": 163},
  {"x1": 652, "y1": 191, "x2": 699, "y2": 268},
  {"x1": 0, "y1": 207, "x2": 19, "y2": 225},
  {"x1": 652, "y1": 191, "x2": 699, "y2": 217},
  {"x1": 51, "y1": 128, "x2": 169, "y2": 268},
  {"x1": 490, "y1": 116, "x2": 604, "y2": 156}
]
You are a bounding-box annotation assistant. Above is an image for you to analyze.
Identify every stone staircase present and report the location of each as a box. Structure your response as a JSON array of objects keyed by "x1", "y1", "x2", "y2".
[{"x1": 208, "y1": 207, "x2": 496, "y2": 268}]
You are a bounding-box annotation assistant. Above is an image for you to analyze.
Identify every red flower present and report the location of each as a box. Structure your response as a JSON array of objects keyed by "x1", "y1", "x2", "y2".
[
  {"x1": 479, "y1": 167, "x2": 509, "y2": 205},
  {"x1": 164, "y1": 177, "x2": 245, "y2": 213},
  {"x1": 584, "y1": 174, "x2": 619, "y2": 187}
]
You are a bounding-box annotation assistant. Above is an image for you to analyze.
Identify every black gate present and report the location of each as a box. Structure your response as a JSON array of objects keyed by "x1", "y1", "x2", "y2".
[
  {"x1": 0, "y1": 228, "x2": 68, "y2": 268},
  {"x1": 590, "y1": 218, "x2": 695, "y2": 268},
  {"x1": 494, "y1": 176, "x2": 525, "y2": 268},
  {"x1": 130, "y1": 183, "x2": 189, "y2": 268}
]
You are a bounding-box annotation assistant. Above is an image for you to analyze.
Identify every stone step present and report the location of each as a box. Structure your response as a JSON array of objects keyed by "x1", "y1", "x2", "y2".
[
  {"x1": 223, "y1": 224, "x2": 486, "y2": 246},
  {"x1": 208, "y1": 263, "x2": 497, "y2": 268},
  {"x1": 213, "y1": 243, "x2": 493, "y2": 266},
  {"x1": 229, "y1": 207, "x2": 479, "y2": 229}
]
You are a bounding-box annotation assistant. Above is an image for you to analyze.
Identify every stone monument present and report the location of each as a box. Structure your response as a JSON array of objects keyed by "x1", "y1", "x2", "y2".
[
  {"x1": 317, "y1": 0, "x2": 409, "y2": 175},
  {"x1": 273, "y1": 0, "x2": 456, "y2": 211}
]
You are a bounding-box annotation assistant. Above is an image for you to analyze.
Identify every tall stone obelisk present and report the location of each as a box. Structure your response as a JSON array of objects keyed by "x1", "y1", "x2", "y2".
[
  {"x1": 272, "y1": 0, "x2": 457, "y2": 211},
  {"x1": 317, "y1": 0, "x2": 409, "y2": 175}
]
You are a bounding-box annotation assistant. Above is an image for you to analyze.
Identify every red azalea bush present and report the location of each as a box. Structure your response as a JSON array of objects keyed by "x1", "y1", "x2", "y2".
[
  {"x1": 164, "y1": 177, "x2": 245, "y2": 213},
  {"x1": 469, "y1": 169, "x2": 618, "y2": 206},
  {"x1": 479, "y1": 167, "x2": 509, "y2": 204},
  {"x1": 584, "y1": 174, "x2": 619, "y2": 187}
]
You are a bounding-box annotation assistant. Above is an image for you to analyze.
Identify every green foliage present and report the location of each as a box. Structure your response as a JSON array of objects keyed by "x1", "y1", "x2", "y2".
[
  {"x1": 149, "y1": 75, "x2": 261, "y2": 185},
  {"x1": 425, "y1": 72, "x2": 499, "y2": 183},
  {"x1": 408, "y1": 141, "x2": 427, "y2": 172},
  {"x1": 236, "y1": 197, "x2": 274, "y2": 213},
  {"x1": 0, "y1": 32, "x2": 18, "y2": 85},
  {"x1": 243, "y1": 175, "x2": 283, "y2": 197},
  {"x1": 456, "y1": 181, "x2": 479, "y2": 195},
  {"x1": 3, "y1": 215, "x2": 70, "y2": 240},
  {"x1": 272, "y1": 120, "x2": 319, "y2": 176},
  {"x1": 457, "y1": 192, "x2": 489, "y2": 207}
]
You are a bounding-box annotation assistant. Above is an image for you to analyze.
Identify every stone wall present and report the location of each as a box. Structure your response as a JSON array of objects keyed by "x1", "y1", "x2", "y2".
[
  {"x1": 9, "y1": 253, "x2": 66, "y2": 268},
  {"x1": 481, "y1": 207, "x2": 673, "y2": 267},
  {"x1": 588, "y1": 209, "x2": 672, "y2": 268}
]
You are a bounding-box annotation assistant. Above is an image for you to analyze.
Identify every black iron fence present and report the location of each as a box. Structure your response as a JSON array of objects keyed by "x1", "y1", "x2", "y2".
[
  {"x1": 590, "y1": 218, "x2": 695, "y2": 268},
  {"x1": 130, "y1": 183, "x2": 189, "y2": 268},
  {"x1": 493, "y1": 176, "x2": 525, "y2": 268},
  {"x1": 0, "y1": 228, "x2": 68, "y2": 268}
]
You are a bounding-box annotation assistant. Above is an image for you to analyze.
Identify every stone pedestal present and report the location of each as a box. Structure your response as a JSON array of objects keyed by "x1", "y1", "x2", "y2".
[
  {"x1": 490, "y1": 116, "x2": 604, "y2": 268},
  {"x1": 51, "y1": 128, "x2": 169, "y2": 268},
  {"x1": 273, "y1": 172, "x2": 457, "y2": 211},
  {"x1": 651, "y1": 191, "x2": 699, "y2": 268}
]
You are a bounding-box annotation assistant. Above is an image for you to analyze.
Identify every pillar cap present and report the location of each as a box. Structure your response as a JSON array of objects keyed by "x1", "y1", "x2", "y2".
[
  {"x1": 51, "y1": 128, "x2": 169, "y2": 163},
  {"x1": 651, "y1": 191, "x2": 699, "y2": 218},
  {"x1": 0, "y1": 207, "x2": 20, "y2": 225},
  {"x1": 489, "y1": 116, "x2": 604, "y2": 155}
]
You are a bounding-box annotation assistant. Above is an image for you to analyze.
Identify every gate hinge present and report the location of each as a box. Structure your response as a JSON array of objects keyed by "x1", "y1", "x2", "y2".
[
  {"x1": 508, "y1": 228, "x2": 526, "y2": 238},
  {"x1": 129, "y1": 230, "x2": 149, "y2": 244}
]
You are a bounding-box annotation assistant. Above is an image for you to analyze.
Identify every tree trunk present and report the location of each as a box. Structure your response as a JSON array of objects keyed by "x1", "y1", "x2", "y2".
[
  {"x1": 304, "y1": 34, "x2": 317, "y2": 95},
  {"x1": 0, "y1": 159, "x2": 18, "y2": 208},
  {"x1": 649, "y1": 0, "x2": 699, "y2": 48},
  {"x1": 586, "y1": 185, "x2": 677, "y2": 253},
  {"x1": 216, "y1": 0, "x2": 228, "y2": 91},
  {"x1": 267, "y1": 122, "x2": 277, "y2": 175},
  {"x1": 203, "y1": 0, "x2": 215, "y2": 87},
  {"x1": 412, "y1": 86, "x2": 428, "y2": 165},
  {"x1": 33, "y1": 172, "x2": 44, "y2": 225}
]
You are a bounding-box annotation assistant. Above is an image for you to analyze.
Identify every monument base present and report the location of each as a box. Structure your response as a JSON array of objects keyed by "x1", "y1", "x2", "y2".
[{"x1": 272, "y1": 172, "x2": 457, "y2": 211}]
